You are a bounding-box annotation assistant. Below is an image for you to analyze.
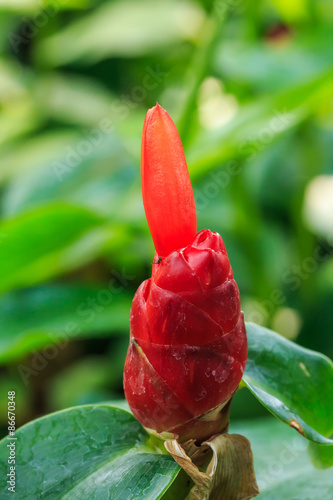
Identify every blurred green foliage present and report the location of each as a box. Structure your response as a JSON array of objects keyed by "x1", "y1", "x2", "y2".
[{"x1": 0, "y1": 0, "x2": 332, "y2": 435}]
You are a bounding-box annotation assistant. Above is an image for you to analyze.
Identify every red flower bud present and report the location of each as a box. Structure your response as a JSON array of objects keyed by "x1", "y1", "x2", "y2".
[{"x1": 124, "y1": 104, "x2": 247, "y2": 441}]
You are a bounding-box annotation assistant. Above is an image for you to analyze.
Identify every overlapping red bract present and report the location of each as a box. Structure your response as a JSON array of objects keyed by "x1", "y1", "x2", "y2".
[{"x1": 124, "y1": 229, "x2": 247, "y2": 437}]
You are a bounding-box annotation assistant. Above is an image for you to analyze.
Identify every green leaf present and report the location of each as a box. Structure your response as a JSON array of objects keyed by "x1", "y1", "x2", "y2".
[
  {"x1": 1, "y1": 407, "x2": 331, "y2": 499},
  {"x1": 0, "y1": 129, "x2": 79, "y2": 185},
  {"x1": 188, "y1": 69, "x2": 333, "y2": 180},
  {"x1": 0, "y1": 285, "x2": 132, "y2": 364},
  {"x1": 1, "y1": 132, "x2": 140, "y2": 220},
  {"x1": 0, "y1": 0, "x2": 89, "y2": 13},
  {"x1": 48, "y1": 343, "x2": 129, "y2": 410},
  {"x1": 0, "y1": 204, "x2": 105, "y2": 293},
  {"x1": 244, "y1": 322, "x2": 333, "y2": 445},
  {"x1": 0, "y1": 405, "x2": 180, "y2": 499},
  {"x1": 231, "y1": 418, "x2": 333, "y2": 499},
  {"x1": 37, "y1": 0, "x2": 204, "y2": 66},
  {"x1": 213, "y1": 29, "x2": 333, "y2": 93},
  {"x1": 307, "y1": 441, "x2": 333, "y2": 469}
]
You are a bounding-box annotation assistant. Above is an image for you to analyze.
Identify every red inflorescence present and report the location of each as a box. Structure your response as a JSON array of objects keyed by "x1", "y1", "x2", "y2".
[{"x1": 123, "y1": 104, "x2": 247, "y2": 441}]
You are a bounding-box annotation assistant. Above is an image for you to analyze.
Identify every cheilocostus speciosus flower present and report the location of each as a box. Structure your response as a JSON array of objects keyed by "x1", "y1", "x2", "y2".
[{"x1": 124, "y1": 104, "x2": 247, "y2": 442}]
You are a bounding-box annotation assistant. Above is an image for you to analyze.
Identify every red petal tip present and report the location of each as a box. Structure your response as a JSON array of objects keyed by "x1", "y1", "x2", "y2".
[{"x1": 141, "y1": 106, "x2": 197, "y2": 257}]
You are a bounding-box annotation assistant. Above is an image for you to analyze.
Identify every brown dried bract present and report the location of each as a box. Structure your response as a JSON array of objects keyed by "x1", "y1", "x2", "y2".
[{"x1": 165, "y1": 432, "x2": 259, "y2": 500}]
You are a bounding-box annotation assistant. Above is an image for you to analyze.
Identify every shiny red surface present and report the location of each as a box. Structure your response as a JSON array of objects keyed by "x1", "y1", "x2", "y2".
[
  {"x1": 141, "y1": 104, "x2": 197, "y2": 257},
  {"x1": 124, "y1": 230, "x2": 247, "y2": 437}
]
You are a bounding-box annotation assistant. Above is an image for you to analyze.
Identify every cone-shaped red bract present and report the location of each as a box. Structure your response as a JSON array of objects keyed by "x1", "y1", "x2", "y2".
[{"x1": 124, "y1": 105, "x2": 247, "y2": 442}]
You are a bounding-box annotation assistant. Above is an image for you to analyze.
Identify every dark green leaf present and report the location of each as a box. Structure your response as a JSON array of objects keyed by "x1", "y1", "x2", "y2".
[
  {"x1": 244, "y1": 322, "x2": 333, "y2": 445},
  {"x1": 0, "y1": 405, "x2": 179, "y2": 499}
]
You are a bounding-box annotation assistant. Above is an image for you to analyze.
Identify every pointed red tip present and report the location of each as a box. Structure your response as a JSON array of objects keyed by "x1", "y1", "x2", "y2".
[{"x1": 141, "y1": 105, "x2": 197, "y2": 257}]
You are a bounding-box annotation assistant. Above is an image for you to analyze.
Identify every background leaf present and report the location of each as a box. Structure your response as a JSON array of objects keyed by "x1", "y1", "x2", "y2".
[
  {"x1": 0, "y1": 285, "x2": 131, "y2": 364},
  {"x1": 307, "y1": 441, "x2": 333, "y2": 469},
  {"x1": 0, "y1": 204, "x2": 106, "y2": 293},
  {"x1": 231, "y1": 418, "x2": 333, "y2": 500},
  {"x1": 37, "y1": 0, "x2": 204, "y2": 66}
]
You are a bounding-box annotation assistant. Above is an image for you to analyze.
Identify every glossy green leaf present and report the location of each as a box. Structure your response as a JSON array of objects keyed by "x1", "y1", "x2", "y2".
[
  {"x1": 0, "y1": 405, "x2": 180, "y2": 499},
  {"x1": 244, "y1": 322, "x2": 333, "y2": 445},
  {"x1": 1, "y1": 406, "x2": 331, "y2": 499},
  {"x1": 0, "y1": 204, "x2": 105, "y2": 293},
  {"x1": 0, "y1": 285, "x2": 132, "y2": 364}
]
